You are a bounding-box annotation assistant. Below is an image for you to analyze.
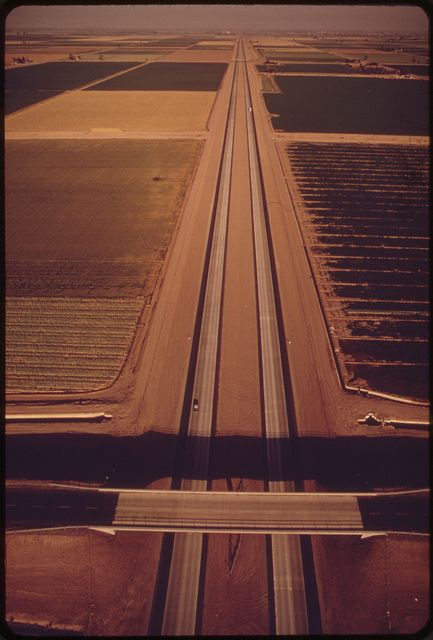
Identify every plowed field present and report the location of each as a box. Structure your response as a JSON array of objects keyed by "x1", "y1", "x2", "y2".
[
  {"x1": 284, "y1": 141, "x2": 429, "y2": 400},
  {"x1": 88, "y1": 61, "x2": 227, "y2": 91},
  {"x1": 265, "y1": 76, "x2": 428, "y2": 135},
  {"x1": 6, "y1": 297, "x2": 144, "y2": 392},
  {"x1": 6, "y1": 138, "x2": 203, "y2": 392},
  {"x1": 5, "y1": 91, "x2": 216, "y2": 132}
]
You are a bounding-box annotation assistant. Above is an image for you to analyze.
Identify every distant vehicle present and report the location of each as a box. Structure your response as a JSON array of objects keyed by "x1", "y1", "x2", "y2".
[
  {"x1": 248, "y1": 107, "x2": 252, "y2": 112},
  {"x1": 193, "y1": 398, "x2": 199, "y2": 413}
]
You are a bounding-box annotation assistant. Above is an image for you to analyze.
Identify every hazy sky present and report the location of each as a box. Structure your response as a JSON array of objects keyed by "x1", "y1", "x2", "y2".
[{"x1": 6, "y1": 4, "x2": 429, "y2": 32}]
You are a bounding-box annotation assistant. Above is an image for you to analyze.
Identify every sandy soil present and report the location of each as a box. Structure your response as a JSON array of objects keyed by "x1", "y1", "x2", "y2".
[
  {"x1": 274, "y1": 132, "x2": 430, "y2": 145},
  {"x1": 311, "y1": 533, "x2": 429, "y2": 634},
  {"x1": 197, "y1": 40, "x2": 234, "y2": 46},
  {"x1": 200, "y1": 533, "x2": 270, "y2": 635},
  {"x1": 161, "y1": 49, "x2": 233, "y2": 63},
  {"x1": 6, "y1": 131, "x2": 208, "y2": 139},
  {"x1": 5, "y1": 90, "x2": 217, "y2": 132},
  {"x1": 6, "y1": 528, "x2": 163, "y2": 635}
]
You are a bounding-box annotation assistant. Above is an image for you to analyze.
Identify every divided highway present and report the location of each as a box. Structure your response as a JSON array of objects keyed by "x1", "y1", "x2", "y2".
[
  {"x1": 242, "y1": 41, "x2": 308, "y2": 634},
  {"x1": 161, "y1": 35, "x2": 309, "y2": 635},
  {"x1": 162, "y1": 39, "x2": 240, "y2": 636}
]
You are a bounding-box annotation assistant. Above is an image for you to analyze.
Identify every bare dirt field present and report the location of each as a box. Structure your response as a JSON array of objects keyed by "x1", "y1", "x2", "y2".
[
  {"x1": 5, "y1": 90, "x2": 217, "y2": 131},
  {"x1": 312, "y1": 533, "x2": 429, "y2": 634},
  {"x1": 6, "y1": 528, "x2": 162, "y2": 635},
  {"x1": 80, "y1": 53, "x2": 161, "y2": 62},
  {"x1": 161, "y1": 49, "x2": 233, "y2": 63},
  {"x1": 200, "y1": 533, "x2": 270, "y2": 635}
]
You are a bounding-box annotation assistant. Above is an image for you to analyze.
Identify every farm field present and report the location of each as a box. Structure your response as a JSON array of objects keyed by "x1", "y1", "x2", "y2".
[
  {"x1": 260, "y1": 49, "x2": 344, "y2": 62},
  {"x1": 161, "y1": 49, "x2": 232, "y2": 63},
  {"x1": 282, "y1": 141, "x2": 429, "y2": 400},
  {"x1": 5, "y1": 90, "x2": 216, "y2": 132},
  {"x1": 78, "y1": 53, "x2": 161, "y2": 62},
  {"x1": 6, "y1": 297, "x2": 144, "y2": 392},
  {"x1": 264, "y1": 76, "x2": 428, "y2": 134},
  {"x1": 6, "y1": 62, "x2": 135, "y2": 85},
  {"x1": 6, "y1": 138, "x2": 203, "y2": 392},
  {"x1": 5, "y1": 61, "x2": 138, "y2": 113},
  {"x1": 88, "y1": 61, "x2": 227, "y2": 91},
  {"x1": 313, "y1": 534, "x2": 429, "y2": 634},
  {"x1": 258, "y1": 63, "x2": 357, "y2": 74},
  {"x1": 5, "y1": 90, "x2": 63, "y2": 115},
  {"x1": 6, "y1": 528, "x2": 162, "y2": 635},
  {"x1": 257, "y1": 62, "x2": 428, "y2": 76}
]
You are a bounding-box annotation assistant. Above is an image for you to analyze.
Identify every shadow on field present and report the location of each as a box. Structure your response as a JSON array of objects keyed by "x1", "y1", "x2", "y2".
[{"x1": 6, "y1": 431, "x2": 428, "y2": 491}]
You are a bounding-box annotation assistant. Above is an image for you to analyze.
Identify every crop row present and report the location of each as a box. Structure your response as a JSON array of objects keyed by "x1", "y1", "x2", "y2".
[
  {"x1": 286, "y1": 142, "x2": 429, "y2": 400},
  {"x1": 6, "y1": 296, "x2": 143, "y2": 393}
]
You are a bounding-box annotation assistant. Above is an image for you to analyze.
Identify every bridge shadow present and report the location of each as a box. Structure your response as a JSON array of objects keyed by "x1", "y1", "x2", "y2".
[{"x1": 6, "y1": 430, "x2": 428, "y2": 491}]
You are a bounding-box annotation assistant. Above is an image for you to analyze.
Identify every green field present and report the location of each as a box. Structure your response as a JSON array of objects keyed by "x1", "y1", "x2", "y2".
[{"x1": 6, "y1": 138, "x2": 203, "y2": 392}]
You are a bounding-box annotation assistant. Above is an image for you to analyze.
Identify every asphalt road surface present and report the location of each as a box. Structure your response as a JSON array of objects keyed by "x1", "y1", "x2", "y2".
[
  {"x1": 242, "y1": 41, "x2": 308, "y2": 633},
  {"x1": 6, "y1": 487, "x2": 428, "y2": 535},
  {"x1": 162, "y1": 40, "x2": 240, "y2": 636}
]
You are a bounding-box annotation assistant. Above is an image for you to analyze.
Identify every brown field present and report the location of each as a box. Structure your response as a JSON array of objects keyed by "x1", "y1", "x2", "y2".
[
  {"x1": 197, "y1": 40, "x2": 234, "y2": 46},
  {"x1": 6, "y1": 529, "x2": 162, "y2": 635},
  {"x1": 5, "y1": 90, "x2": 216, "y2": 131},
  {"x1": 6, "y1": 138, "x2": 203, "y2": 392},
  {"x1": 161, "y1": 49, "x2": 232, "y2": 63},
  {"x1": 6, "y1": 297, "x2": 144, "y2": 392},
  {"x1": 313, "y1": 533, "x2": 429, "y2": 634},
  {"x1": 261, "y1": 74, "x2": 281, "y2": 92},
  {"x1": 78, "y1": 53, "x2": 161, "y2": 62}
]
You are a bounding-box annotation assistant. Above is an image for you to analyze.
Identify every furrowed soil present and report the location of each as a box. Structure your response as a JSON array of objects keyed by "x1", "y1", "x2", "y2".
[
  {"x1": 312, "y1": 533, "x2": 429, "y2": 634},
  {"x1": 6, "y1": 138, "x2": 203, "y2": 392},
  {"x1": 162, "y1": 49, "x2": 233, "y2": 63},
  {"x1": 280, "y1": 140, "x2": 429, "y2": 400},
  {"x1": 5, "y1": 91, "x2": 217, "y2": 132},
  {"x1": 5, "y1": 61, "x2": 137, "y2": 90},
  {"x1": 6, "y1": 297, "x2": 144, "y2": 392},
  {"x1": 87, "y1": 62, "x2": 227, "y2": 91},
  {"x1": 6, "y1": 529, "x2": 162, "y2": 635},
  {"x1": 265, "y1": 76, "x2": 428, "y2": 135}
]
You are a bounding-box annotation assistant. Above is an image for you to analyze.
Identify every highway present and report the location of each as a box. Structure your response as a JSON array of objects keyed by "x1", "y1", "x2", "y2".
[
  {"x1": 242, "y1": 41, "x2": 308, "y2": 634},
  {"x1": 161, "y1": 39, "x2": 240, "y2": 636},
  {"x1": 6, "y1": 487, "x2": 428, "y2": 535},
  {"x1": 6, "y1": 33, "x2": 431, "y2": 637}
]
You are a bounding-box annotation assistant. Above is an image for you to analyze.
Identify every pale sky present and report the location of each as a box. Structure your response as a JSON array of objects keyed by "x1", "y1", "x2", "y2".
[{"x1": 5, "y1": 4, "x2": 430, "y2": 32}]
